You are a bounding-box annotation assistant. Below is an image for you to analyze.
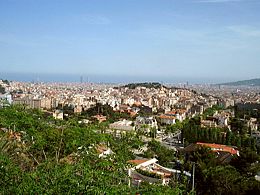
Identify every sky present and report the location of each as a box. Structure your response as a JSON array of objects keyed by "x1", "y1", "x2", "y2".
[{"x1": 0, "y1": 0, "x2": 260, "y2": 83}]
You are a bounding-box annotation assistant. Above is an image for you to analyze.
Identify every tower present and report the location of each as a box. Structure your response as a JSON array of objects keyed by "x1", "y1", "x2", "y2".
[{"x1": 80, "y1": 76, "x2": 83, "y2": 83}]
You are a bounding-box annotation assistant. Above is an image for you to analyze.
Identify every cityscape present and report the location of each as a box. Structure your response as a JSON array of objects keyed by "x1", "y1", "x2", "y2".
[
  {"x1": 1, "y1": 0, "x2": 260, "y2": 194},
  {"x1": 0, "y1": 79, "x2": 260, "y2": 194}
]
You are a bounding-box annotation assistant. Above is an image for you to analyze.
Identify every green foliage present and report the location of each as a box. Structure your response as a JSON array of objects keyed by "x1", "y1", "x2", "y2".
[
  {"x1": 122, "y1": 82, "x2": 166, "y2": 89},
  {"x1": 230, "y1": 147, "x2": 260, "y2": 176},
  {"x1": 136, "y1": 182, "x2": 184, "y2": 195},
  {"x1": 182, "y1": 117, "x2": 225, "y2": 145},
  {"x1": 81, "y1": 103, "x2": 130, "y2": 122},
  {"x1": 144, "y1": 140, "x2": 176, "y2": 167},
  {"x1": 165, "y1": 121, "x2": 183, "y2": 134},
  {"x1": 136, "y1": 168, "x2": 162, "y2": 179},
  {"x1": 0, "y1": 106, "x2": 183, "y2": 194},
  {"x1": 202, "y1": 166, "x2": 242, "y2": 195},
  {"x1": 0, "y1": 153, "x2": 23, "y2": 194},
  {"x1": 1, "y1": 105, "x2": 259, "y2": 194},
  {"x1": 234, "y1": 103, "x2": 260, "y2": 121},
  {"x1": 230, "y1": 118, "x2": 248, "y2": 135},
  {"x1": 203, "y1": 104, "x2": 224, "y2": 118},
  {"x1": 182, "y1": 116, "x2": 258, "y2": 152},
  {"x1": 185, "y1": 147, "x2": 260, "y2": 195},
  {"x1": 200, "y1": 165, "x2": 260, "y2": 195}
]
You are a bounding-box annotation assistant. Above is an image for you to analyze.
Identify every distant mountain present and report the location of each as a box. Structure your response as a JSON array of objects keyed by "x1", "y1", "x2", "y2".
[{"x1": 220, "y1": 78, "x2": 260, "y2": 86}]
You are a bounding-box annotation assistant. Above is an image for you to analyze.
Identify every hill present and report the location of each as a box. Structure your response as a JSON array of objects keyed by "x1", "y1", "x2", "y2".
[
  {"x1": 120, "y1": 82, "x2": 167, "y2": 89},
  {"x1": 220, "y1": 78, "x2": 260, "y2": 86}
]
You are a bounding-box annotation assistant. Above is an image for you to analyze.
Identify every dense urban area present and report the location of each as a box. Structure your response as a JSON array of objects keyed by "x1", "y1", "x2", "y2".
[{"x1": 0, "y1": 79, "x2": 260, "y2": 194}]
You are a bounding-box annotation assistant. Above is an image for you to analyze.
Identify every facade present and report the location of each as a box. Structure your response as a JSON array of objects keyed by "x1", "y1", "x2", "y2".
[
  {"x1": 135, "y1": 116, "x2": 158, "y2": 132},
  {"x1": 159, "y1": 114, "x2": 176, "y2": 125},
  {"x1": 13, "y1": 97, "x2": 41, "y2": 109},
  {"x1": 109, "y1": 120, "x2": 134, "y2": 131}
]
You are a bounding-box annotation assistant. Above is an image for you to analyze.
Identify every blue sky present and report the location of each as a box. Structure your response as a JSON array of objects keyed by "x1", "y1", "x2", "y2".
[{"x1": 0, "y1": 0, "x2": 260, "y2": 83}]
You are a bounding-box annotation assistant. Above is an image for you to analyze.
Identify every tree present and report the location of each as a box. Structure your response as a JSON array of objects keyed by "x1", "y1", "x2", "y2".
[
  {"x1": 202, "y1": 166, "x2": 241, "y2": 195},
  {"x1": 225, "y1": 131, "x2": 232, "y2": 145},
  {"x1": 0, "y1": 85, "x2": 5, "y2": 94}
]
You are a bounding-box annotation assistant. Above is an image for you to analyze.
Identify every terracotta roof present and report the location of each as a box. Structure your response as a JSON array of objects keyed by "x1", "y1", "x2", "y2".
[
  {"x1": 133, "y1": 102, "x2": 142, "y2": 106},
  {"x1": 166, "y1": 111, "x2": 177, "y2": 115},
  {"x1": 159, "y1": 115, "x2": 176, "y2": 119},
  {"x1": 196, "y1": 142, "x2": 238, "y2": 155},
  {"x1": 96, "y1": 145, "x2": 108, "y2": 154},
  {"x1": 128, "y1": 159, "x2": 149, "y2": 165},
  {"x1": 167, "y1": 109, "x2": 186, "y2": 115}
]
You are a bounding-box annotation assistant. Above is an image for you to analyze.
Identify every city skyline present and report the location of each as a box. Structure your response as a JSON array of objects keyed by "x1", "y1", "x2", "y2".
[{"x1": 1, "y1": 0, "x2": 260, "y2": 83}]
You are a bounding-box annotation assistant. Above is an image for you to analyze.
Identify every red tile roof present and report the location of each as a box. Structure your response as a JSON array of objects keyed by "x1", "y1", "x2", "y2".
[
  {"x1": 196, "y1": 142, "x2": 238, "y2": 155},
  {"x1": 128, "y1": 159, "x2": 149, "y2": 165},
  {"x1": 159, "y1": 115, "x2": 176, "y2": 119}
]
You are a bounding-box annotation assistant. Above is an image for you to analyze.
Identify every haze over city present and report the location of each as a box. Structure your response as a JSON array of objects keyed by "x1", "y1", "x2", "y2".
[{"x1": 0, "y1": 0, "x2": 260, "y2": 83}]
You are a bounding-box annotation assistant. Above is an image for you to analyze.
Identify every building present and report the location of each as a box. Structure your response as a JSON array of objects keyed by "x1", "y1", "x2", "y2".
[
  {"x1": 200, "y1": 120, "x2": 218, "y2": 128},
  {"x1": 13, "y1": 97, "x2": 41, "y2": 109},
  {"x1": 135, "y1": 116, "x2": 158, "y2": 133},
  {"x1": 53, "y1": 109, "x2": 64, "y2": 120},
  {"x1": 109, "y1": 119, "x2": 134, "y2": 131},
  {"x1": 184, "y1": 142, "x2": 239, "y2": 163},
  {"x1": 0, "y1": 94, "x2": 12, "y2": 107},
  {"x1": 92, "y1": 115, "x2": 107, "y2": 123},
  {"x1": 165, "y1": 109, "x2": 187, "y2": 122},
  {"x1": 159, "y1": 115, "x2": 176, "y2": 125},
  {"x1": 128, "y1": 158, "x2": 191, "y2": 186},
  {"x1": 96, "y1": 144, "x2": 114, "y2": 158},
  {"x1": 218, "y1": 99, "x2": 234, "y2": 108}
]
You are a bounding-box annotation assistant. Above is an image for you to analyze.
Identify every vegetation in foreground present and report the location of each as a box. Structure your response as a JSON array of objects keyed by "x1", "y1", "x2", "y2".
[
  {"x1": 0, "y1": 106, "x2": 183, "y2": 194},
  {"x1": 1, "y1": 104, "x2": 260, "y2": 194}
]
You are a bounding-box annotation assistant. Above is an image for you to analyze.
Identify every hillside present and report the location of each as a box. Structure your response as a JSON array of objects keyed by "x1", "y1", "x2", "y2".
[
  {"x1": 0, "y1": 105, "x2": 181, "y2": 194},
  {"x1": 220, "y1": 78, "x2": 260, "y2": 86},
  {"x1": 121, "y1": 82, "x2": 167, "y2": 89}
]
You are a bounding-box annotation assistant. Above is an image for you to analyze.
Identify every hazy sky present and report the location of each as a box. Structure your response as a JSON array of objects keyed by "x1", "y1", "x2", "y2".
[{"x1": 0, "y1": 0, "x2": 260, "y2": 83}]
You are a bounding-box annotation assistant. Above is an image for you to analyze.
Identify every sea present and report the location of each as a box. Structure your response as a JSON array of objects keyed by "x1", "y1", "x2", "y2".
[{"x1": 0, "y1": 72, "x2": 227, "y2": 84}]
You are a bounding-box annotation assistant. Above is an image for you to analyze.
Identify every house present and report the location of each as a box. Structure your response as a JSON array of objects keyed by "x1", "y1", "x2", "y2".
[
  {"x1": 74, "y1": 105, "x2": 83, "y2": 113},
  {"x1": 109, "y1": 120, "x2": 135, "y2": 131},
  {"x1": 189, "y1": 104, "x2": 204, "y2": 116},
  {"x1": 96, "y1": 144, "x2": 114, "y2": 158},
  {"x1": 248, "y1": 118, "x2": 258, "y2": 131},
  {"x1": 218, "y1": 99, "x2": 234, "y2": 108},
  {"x1": 159, "y1": 115, "x2": 176, "y2": 125},
  {"x1": 184, "y1": 142, "x2": 239, "y2": 163},
  {"x1": 200, "y1": 120, "x2": 217, "y2": 128},
  {"x1": 196, "y1": 142, "x2": 239, "y2": 155},
  {"x1": 92, "y1": 115, "x2": 107, "y2": 123},
  {"x1": 214, "y1": 111, "x2": 231, "y2": 127},
  {"x1": 0, "y1": 94, "x2": 12, "y2": 106},
  {"x1": 135, "y1": 116, "x2": 158, "y2": 133},
  {"x1": 53, "y1": 109, "x2": 64, "y2": 120},
  {"x1": 159, "y1": 109, "x2": 187, "y2": 125},
  {"x1": 166, "y1": 109, "x2": 187, "y2": 122},
  {"x1": 13, "y1": 96, "x2": 41, "y2": 109},
  {"x1": 127, "y1": 158, "x2": 191, "y2": 186}
]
